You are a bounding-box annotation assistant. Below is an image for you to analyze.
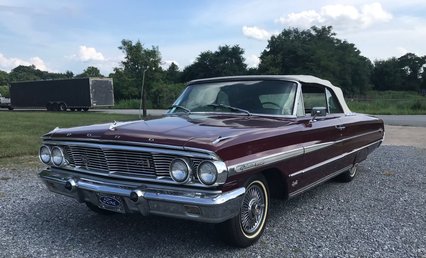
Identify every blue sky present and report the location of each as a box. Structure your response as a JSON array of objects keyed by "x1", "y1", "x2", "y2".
[{"x1": 0, "y1": 0, "x2": 425, "y2": 75}]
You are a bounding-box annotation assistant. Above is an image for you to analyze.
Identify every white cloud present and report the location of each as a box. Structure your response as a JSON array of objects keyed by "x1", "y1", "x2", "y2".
[
  {"x1": 30, "y1": 57, "x2": 47, "y2": 71},
  {"x1": 78, "y1": 45, "x2": 105, "y2": 62},
  {"x1": 246, "y1": 54, "x2": 260, "y2": 68},
  {"x1": 0, "y1": 53, "x2": 48, "y2": 71},
  {"x1": 242, "y1": 26, "x2": 272, "y2": 41},
  {"x1": 397, "y1": 47, "x2": 408, "y2": 56},
  {"x1": 277, "y1": 3, "x2": 392, "y2": 30}
]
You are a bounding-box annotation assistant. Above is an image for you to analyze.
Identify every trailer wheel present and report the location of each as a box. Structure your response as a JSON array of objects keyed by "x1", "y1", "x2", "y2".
[
  {"x1": 58, "y1": 103, "x2": 67, "y2": 112},
  {"x1": 70, "y1": 108, "x2": 75, "y2": 111},
  {"x1": 8, "y1": 106, "x2": 13, "y2": 111},
  {"x1": 83, "y1": 108, "x2": 89, "y2": 112}
]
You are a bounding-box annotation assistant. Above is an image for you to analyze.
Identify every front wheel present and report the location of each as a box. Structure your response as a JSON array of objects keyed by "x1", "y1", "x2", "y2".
[{"x1": 217, "y1": 176, "x2": 269, "y2": 247}]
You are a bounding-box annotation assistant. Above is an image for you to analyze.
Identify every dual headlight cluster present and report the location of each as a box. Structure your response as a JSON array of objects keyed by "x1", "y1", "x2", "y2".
[
  {"x1": 170, "y1": 158, "x2": 226, "y2": 186},
  {"x1": 39, "y1": 145, "x2": 66, "y2": 167}
]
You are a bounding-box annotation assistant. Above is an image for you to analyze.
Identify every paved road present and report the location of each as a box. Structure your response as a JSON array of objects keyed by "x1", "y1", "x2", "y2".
[
  {"x1": 92, "y1": 108, "x2": 167, "y2": 117},
  {"x1": 376, "y1": 115, "x2": 426, "y2": 127}
]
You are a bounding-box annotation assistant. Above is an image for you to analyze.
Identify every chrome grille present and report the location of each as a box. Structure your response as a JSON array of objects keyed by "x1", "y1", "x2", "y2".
[
  {"x1": 153, "y1": 154, "x2": 175, "y2": 177},
  {"x1": 104, "y1": 149, "x2": 156, "y2": 178},
  {"x1": 60, "y1": 145, "x2": 206, "y2": 180},
  {"x1": 67, "y1": 146, "x2": 108, "y2": 172}
]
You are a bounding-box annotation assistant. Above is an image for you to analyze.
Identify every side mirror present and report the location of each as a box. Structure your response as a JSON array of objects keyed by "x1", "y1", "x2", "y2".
[
  {"x1": 309, "y1": 107, "x2": 327, "y2": 125},
  {"x1": 311, "y1": 107, "x2": 327, "y2": 117}
]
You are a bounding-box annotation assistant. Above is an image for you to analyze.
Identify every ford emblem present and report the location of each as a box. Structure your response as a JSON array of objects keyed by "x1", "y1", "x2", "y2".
[{"x1": 99, "y1": 196, "x2": 121, "y2": 207}]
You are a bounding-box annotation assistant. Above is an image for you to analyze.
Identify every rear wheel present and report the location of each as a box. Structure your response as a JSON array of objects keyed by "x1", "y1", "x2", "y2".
[
  {"x1": 217, "y1": 175, "x2": 269, "y2": 247},
  {"x1": 86, "y1": 202, "x2": 117, "y2": 215},
  {"x1": 58, "y1": 102, "x2": 67, "y2": 112},
  {"x1": 336, "y1": 164, "x2": 358, "y2": 182},
  {"x1": 82, "y1": 108, "x2": 89, "y2": 112}
]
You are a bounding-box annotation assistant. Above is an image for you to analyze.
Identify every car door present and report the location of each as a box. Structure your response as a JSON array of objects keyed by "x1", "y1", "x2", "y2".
[{"x1": 288, "y1": 84, "x2": 347, "y2": 195}]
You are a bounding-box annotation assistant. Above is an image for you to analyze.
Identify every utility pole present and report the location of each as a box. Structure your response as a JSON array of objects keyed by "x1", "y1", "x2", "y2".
[{"x1": 139, "y1": 66, "x2": 149, "y2": 119}]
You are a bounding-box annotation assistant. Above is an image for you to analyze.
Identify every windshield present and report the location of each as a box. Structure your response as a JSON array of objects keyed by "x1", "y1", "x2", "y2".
[{"x1": 169, "y1": 80, "x2": 297, "y2": 116}]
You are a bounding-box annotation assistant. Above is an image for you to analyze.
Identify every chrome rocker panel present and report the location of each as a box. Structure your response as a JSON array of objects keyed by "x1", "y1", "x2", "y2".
[{"x1": 39, "y1": 168, "x2": 245, "y2": 223}]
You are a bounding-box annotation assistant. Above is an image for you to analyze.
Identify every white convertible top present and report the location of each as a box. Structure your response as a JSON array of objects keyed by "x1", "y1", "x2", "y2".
[
  {"x1": 279, "y1": 75, "x2": 351, "y2": 114},
  {"x1": 188, "y1": 75, "x2": 352, "y2": 114}
]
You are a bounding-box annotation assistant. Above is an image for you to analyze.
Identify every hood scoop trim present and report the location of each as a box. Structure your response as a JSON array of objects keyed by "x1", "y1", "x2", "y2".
[{"x1": 212, "y1": 135, "x2": 238, "y2": 144}]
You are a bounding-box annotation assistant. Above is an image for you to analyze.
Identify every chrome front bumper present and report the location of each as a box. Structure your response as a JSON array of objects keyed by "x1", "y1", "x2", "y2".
[{"x1": 39, "y1": 168, "x2": 245, "y2": 223}]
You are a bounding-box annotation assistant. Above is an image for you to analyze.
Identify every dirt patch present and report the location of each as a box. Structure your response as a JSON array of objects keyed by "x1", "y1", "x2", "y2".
[{"x1": 383, "y1": 125, "x2": 426, "y2": 149}]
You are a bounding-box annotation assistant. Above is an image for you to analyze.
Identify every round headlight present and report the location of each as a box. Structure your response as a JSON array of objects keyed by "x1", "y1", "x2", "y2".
[
  {"x1": 197, "y1": 161, "x2": 218, "y2": 185},
  {"x1": 51, "y1": 146, "x2": 65, "y2": 167},
  {"x1": 39, "y1": 145, "x2": 51, "y2": 164},
  {"x1": 170, "y1": 159, "x2": 191, "y2": 183}
]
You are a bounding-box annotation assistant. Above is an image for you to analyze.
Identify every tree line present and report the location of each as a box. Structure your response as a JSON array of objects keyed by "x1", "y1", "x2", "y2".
[{"x1": 1, "y1": 26, "x2": 425, "y2": 109}]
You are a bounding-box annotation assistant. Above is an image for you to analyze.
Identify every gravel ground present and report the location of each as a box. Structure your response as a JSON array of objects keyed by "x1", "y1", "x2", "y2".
[{"x1": 0, "y1": 145, "x2": 425, "y2": 258}]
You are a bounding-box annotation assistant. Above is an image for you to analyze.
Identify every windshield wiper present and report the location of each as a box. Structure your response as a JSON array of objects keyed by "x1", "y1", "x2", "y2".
[
  {"x1": 207, "y1": 104, "x2": 251, "y2": 116},
  {"x1": 169, "y1": 105, "x2": 191, "y2": 114}
]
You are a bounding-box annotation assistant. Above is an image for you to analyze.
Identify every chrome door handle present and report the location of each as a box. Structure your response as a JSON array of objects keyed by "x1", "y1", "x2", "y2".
[{"x1": 335, "y1": 125, "x2": 346, "y2": 131}]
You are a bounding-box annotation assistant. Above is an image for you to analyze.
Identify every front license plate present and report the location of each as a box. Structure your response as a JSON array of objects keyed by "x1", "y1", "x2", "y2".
[{"x1": 97, "y1": 193, "x2": 125, "y2": 213}]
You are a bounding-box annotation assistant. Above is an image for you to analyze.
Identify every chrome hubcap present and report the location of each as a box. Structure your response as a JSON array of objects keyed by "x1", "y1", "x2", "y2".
[{"x1": 241, "y1": 184, "x2": 265, "y2": 234}]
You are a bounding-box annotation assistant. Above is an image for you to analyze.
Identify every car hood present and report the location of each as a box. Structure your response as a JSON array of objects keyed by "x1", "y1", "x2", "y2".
[{"x1": 45, "y1": 114, "x2": 296, "y2": 151}]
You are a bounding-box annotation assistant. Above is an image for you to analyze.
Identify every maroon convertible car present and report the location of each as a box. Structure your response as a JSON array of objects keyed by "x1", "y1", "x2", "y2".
[{"x1": 38, "y1": 75, "x2": 384, "y2": 247}]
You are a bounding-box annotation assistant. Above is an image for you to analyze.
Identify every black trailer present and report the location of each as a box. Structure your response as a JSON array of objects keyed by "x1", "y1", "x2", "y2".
[{"x1": 10, "y1": 78, "x2": 114, "y2": 111}]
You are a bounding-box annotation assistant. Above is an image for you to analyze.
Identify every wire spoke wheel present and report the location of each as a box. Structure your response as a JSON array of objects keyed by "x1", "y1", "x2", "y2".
[
  {"x1": 216, "y1": 176, "x2": 269, "y2": 247},
  {"x1": 241, "y1": 183, "x2": 266, "y2": 235}
]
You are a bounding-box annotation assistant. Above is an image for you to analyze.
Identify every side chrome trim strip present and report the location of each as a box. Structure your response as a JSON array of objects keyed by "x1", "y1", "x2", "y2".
[
  {"x1": 288, "y1": 165, "x2": 352, "y2": 198},
  {"x1": 229, "y1": 129, "x2": 383, "y2": 174},
  {"x1": 228, "y1": 147, "x2": 304, "y2": 173},
  {"x1": 335, "y1": 129, "x2": 382, "y2": 145},
  {"x1": 289, "y1": 139, "x2": 382, "y2": 178},
  {"x1": 304, "y1": 141, "x2": 334, "y2": 154}
]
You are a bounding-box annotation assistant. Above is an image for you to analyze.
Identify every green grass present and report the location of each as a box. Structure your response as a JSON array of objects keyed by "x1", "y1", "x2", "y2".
[
  {"x1": 114, "y1": 99, "x2": 140, "y2": 109},
  {"x1": 0, "y1": 111, "x2": 139, "y2": 161},
  {"x1": 347, "y1": 91, "x2": 426, "y2": 115}
]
